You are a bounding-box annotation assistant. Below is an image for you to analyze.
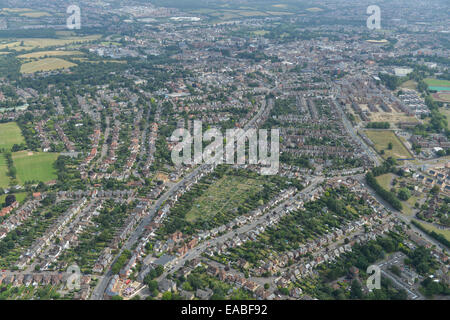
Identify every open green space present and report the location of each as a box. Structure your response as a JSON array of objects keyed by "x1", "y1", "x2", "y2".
[
  {"x1": 12, "y1": 151, "x2": 58, "y2": 184},
  {"x1": 375, "y1": 173, "x2": 395, "y2": 190},
  {"x1": 0, "y1": 154, "x2": 9, "y2": 188},
  {"x1": 424, "y1": 78, "x2": 450, "y2": 88},
  {"x1": 0, "y1": 122, "x2": 25, "y2": 151},
  {"x1": 0, "y1": 192, "x2": 27, "y2": 204},
  {"x1": 418, "y1": 221, "x2": 450, "y2": 242},
  {"x1": 364, "y1": 130, "x2": 413, "y2": 160}
]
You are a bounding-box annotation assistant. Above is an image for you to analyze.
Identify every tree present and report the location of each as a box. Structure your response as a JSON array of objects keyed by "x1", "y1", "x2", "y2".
[
  {"x1": 5, "y1": 194, "x2": 16, "y2": 207},
  {"x1": 350, "y1": 280, "x2": 363, "y2": 299},
  {"x1": 278, "y1": 287, "x2": 289, "y2": 296},
  {"x1": 430, "y1": 185, "x2": 440, "y2": 195},
  {"x1": 145, "y1": 278, "x2": 158, "y2": 292},
  {"x1": 387, "y1": 142, "x2": 393, "y2": 150},
  {"x1": 398, "y1": 189, "x2": 411, "y2": 201},
  {"x1": 162, "y1": 291, "x2": 172, "y2": 300}
]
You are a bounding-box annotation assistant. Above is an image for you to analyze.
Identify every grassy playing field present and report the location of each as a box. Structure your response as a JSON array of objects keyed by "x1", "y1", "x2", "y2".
[
  {"x1": 12, "y1": 151, "x2": 58, "y2": 184},
  {"x1": 0, "y1": 122, "x2": 25, "y2": 151},
  {"x1": 185, "y1": 175, "x2": 263, "y2": 223},
  {"x1": 20, "y1": 58, "x2": 77, "y2": 73},
  {"x1": 18, "y1": 50, "x2": 83, "y2": 59},
  {"x1": 0, "y1": 153, "x2": 9, "y2": 188},
  {"x1": 424, "y1": 78, "x2": 450, "y2": 88},
  {"x1": 364, "y1": 130, "x2": 413, "y2": 160}
]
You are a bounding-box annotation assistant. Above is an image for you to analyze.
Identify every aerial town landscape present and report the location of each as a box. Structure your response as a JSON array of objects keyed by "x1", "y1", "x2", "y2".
[{"x1": 0, "y1": 0, "x2": 448, "y2": 305}]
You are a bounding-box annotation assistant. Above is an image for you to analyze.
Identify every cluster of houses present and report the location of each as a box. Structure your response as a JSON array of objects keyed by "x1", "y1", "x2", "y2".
[
  {"x1": 94, "y1": 198, "x2": 155, "y2": 275},
  {"x1": 410, "y1": 134, "x2": 450, "y2": 153},
  {"x1": 99, "y1": 119, "x2": 121, "y2": 173},
  {"x1": 0, "y1": 200, "x2": 19, "y2": 217},
  {"x1": 414, "y1": 166, "x2": 450, "y2": 195},
  {"x1": 54, "y1": 123, "x2": 75, "y2": 153},
  {"x1": 40, "y1": 202, "x2": 104, "y2": 271},
  {"x1": 80, "y1": 128, "x2": 101, "y2": 179},
  {"x1": 0, "y1": 272, "x2": 92, "y2": 299},
  {"x1": 56, "y1": 189, "x2": 135, "y2": 201},
  {"x1": 122, "y1": 109, "x2": 143, "y2": 176},
  {"x1": 398, "y1": 89, "x2": 428, "y2": 117},
  {"x1": 16, "y1": 198, "x2": 87, "y2": 269},
  {"x1": 34, "y1": 120, "x2": 51, "y2": 152},
  {"x1": 275, "y1": 96, "x2": 364, "y2": 164},
  {"x1": 0, "y1": 200, "x2": 40, "y2": 240}
]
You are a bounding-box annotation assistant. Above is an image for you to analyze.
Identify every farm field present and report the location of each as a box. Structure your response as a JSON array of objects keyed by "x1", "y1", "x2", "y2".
[
  {"x1": 0, "y1": 8, "x2": 30, "y2": 13},
  {"x1": 0, "y1": 154, "x2": 9, "y2": 188},
  {"x1": 20, "y1": 58, "x2": 76, "y2": 73},
  {"x1": 12, "y1": 151, "x2": 58, "y2": 184},
  {"x1": 0, "y1": 122, "x2": 25, "y2": 151},
  {"x1": 19, "y1": 11, "x2": 51, "y2": 18},
  {"x1": 185, "y1": 175, "x2": 264, "y2": 223},
  {"x1": 306, "y1": 7, "x2": 324, "y2": 12},
  {"x1": 0, "y1": 35, "x2": 101, "y2": 52},
  {"x1": 364, "y1": 130, "x2": 413, "y2": 160},
  {"x1": 189, "y1": 5, "x2": 298, "y2": 21},
  {"x1": 18, "y1": 50, "x2": 83, "y2": 59}
]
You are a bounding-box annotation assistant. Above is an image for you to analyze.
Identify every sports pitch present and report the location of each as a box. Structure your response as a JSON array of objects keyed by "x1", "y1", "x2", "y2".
[
  {"x1": 12, "y1": 151, "x2": 58, "y2": 184},
  {"x1": 0, "y1": 122, "x2": 25, "y2": 151}
]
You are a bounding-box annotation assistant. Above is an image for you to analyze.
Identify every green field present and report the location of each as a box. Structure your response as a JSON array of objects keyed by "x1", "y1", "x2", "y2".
[
  {"x1": 185, "y1": 175, "x2": 264, "y2": 223},
  {"x1": 424, "y1": 78, "x2": 450, "y2": 88},
  {"x1": 0, "y1": 122, "x2": 25, "y2": 151},
  {"x1": 0, "y1": 153, "x2": 9, "y2": 188},
  {"x1": 418, "y1": 221, "x2": 450, "y2": 242},
  {"x1": 400, "y1": 80, "x2": 417, "y2": 90},
  {"x1": 12, "y1": 151, "x2": 58, "y2": 184},
  {"x1": 20, "y1": 58, "x2": 77, "y2": 74},
  {"x1": 376, "y1": 173, "x2": 417, "y2": 216},
  {"x1": 18, "y1": 50, "x2": 83, "y2": 59},
  {"x1": 376, "y1": 173, "x2": 395, "y2": 190},
  {"x1": 0, "y1": 35, "x2": 102, "y2": 52},
  {"x1": 0, "y1": 192, "x2": 27, "y2": 204},
  {"x1": 364, "y1": 130, "x2": 413, "y2": 160}
]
